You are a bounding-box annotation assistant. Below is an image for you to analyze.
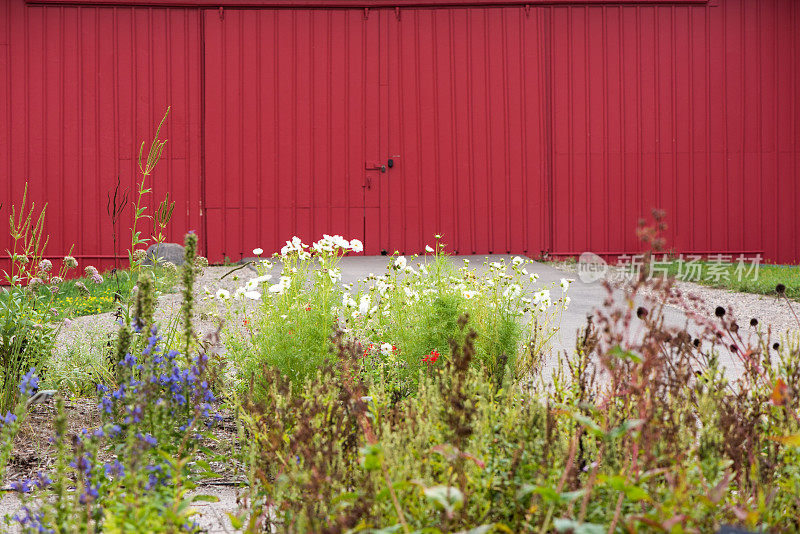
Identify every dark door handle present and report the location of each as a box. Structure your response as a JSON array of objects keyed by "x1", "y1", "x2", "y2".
[{"x1": 365, "y1": 161, "x2": 386, "y2": 173}]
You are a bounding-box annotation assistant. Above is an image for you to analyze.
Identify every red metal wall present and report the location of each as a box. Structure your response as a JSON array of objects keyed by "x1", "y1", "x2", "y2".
[
  {"x1": 203, "y1": 6, "x2": 549, "y2": 258},
  {"x1": 0, "y1": 0, "x2": 202, "y2": 274},
  {"x1": 548, "y1": 1, "x2": 800, "y2": 263},
  {"x1": 203, "y1": 9, "x2": 378, "y2": 258},
  {"x1": 1, "y1": 0, "x2": 799, "y2": 267}
]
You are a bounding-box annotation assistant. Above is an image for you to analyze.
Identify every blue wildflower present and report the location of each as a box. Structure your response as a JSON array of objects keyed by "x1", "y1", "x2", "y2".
[
  {"x1": 120, "y1": 353, "x2": 137, "y2": 368},
  {"x1": 2, "y1": 411, "x2": 17, "y2": 426},
  {"x1": 10, "y1": 479, "x2": 34, "y2": 493},
  {"x1": 104, "y1": 460, "x2": 124, "y2": 478},
  {"x1": 19, "y1": 369, "x2": 39, "y2": 397}
]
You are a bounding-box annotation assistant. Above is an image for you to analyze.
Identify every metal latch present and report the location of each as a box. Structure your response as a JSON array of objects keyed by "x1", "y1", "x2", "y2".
[{"x1": 365, "y1": 161, "x2": 386, "y2": 173}]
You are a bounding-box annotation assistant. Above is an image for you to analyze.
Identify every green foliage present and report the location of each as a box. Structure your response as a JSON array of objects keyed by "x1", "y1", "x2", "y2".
[
  {"x1": 233, "y1": 269, "x2": 800, "y2": 533},
  {"x1": 7, "y1": 233, "x2": 222, "y2": 534},
  {"x1": 648, "y1": 259, "x2": 800, "y2": 299},
  {"x1": 0, "y1": 184, "x2": 78, "y2": 412},
  {"x1": 224, "y1": 238, "x2": 351, "y2": 390},
  {"x1": 223, "y1": 236, "x2": 567, "y2": 398},
  {"x1": 129, "y1": 106, "x2": 170, "y2": 273}
]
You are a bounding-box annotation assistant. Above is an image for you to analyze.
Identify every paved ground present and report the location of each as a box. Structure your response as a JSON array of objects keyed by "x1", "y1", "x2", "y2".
[{"x1": 3, "y1": 254, "x2": 796, "y2": 532}]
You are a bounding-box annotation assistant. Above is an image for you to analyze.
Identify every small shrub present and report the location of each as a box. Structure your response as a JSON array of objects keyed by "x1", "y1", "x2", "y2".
[{"x1": 7, "y1": 233, "x2": 224, "y2": 533}]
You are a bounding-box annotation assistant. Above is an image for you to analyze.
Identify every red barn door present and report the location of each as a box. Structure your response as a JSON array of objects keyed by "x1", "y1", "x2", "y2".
[
  {"x1": 382, "y1": 7, "x2": 549, "y2": 255},
  {"x1": 203, "y1": 6, "x2": 549, "y2": 260},
  {"x1": 203, "y1": 8, "x2": 381, "y2": 261}
]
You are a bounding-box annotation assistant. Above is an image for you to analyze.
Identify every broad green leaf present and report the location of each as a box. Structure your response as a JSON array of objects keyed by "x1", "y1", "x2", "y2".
[
  {"x1": 609, "y1": 345, "x2": 643, "y2": 363},
  {"x1": 191, "y1": 494, "x2": 220, "y2": 503},
  {"x1": 456, "y1": 525, "x2": 496, "y2": 534},
  {"x1": 424, "y1": 485, "x2": 464, "y2": 513},
  {"x1": 573, "y1": 414, "x2": 604, "y2": 436},
  {"x1": 371, "y1": 525, "x2": 404, "y2": 534},
  {"x1": 553, "y1": 518, "x2": 606, "y2": 534},
  {"x1": 227, "y1": 513, "x2": 244, "y2": 529},
  {"x1": 360, "y1": 443, "x2": 383, "y2": 471},
  {"x1": 608, "y1": 419, "x2": 644, "y2": 440}
]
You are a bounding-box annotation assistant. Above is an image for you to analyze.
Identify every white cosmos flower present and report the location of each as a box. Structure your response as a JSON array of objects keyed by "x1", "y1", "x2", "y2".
[
  {"x1": 394, "y1": 256, "x2": 407, "y2": 270},
  {"x1": 215, "y1": 289, "x2": 231, "y2": 300},
  {"x1": 333, "y1": 235, "x2": 350, "y2": 249},
  {"x1": 462, "y1": 290, "x2": 478, "y2": 299},
  {"x1": 343, "y1": 294, "x2": 357, "y2": 308},
  {"x1": 380, "y1": 343, "x2": 393, "y2": 356},
  {"x1": 253, "y1": 248, "x2": 264, "y2": 256},
  {"x1": 512, "y1": 256, "x2": 524, "y2": 266},
  {"x1": 532, "y1": 289, "x2": 551, "y2": 308},
  {"x1": 268, "y1": 276, "x2": 291, "y2": 294},
  {"x1": 503, "y1": 284, "x2": 522, "y2": 299},
  {"x1": 403, "y1": 287, "x2": 418, "y2": 300},
  {"x1": 359, "y1": 295, "x2": 371, "y2": 315},
  {"x1": 350, "y1": 239, "x2": 364, "y2": 253},
  {"x1": 490, "y1": 261, "x2": 504, "y2": 270},
  {"x1": 328, "y1": 268, "x2": 342, "y2": 284},
  {"x1": 313, "y1": 241, "x2": 333, "y2": 254},
  {"x1": 233, "y1": 287, "x2": 247, "y2": 300},
  {"x1": 563, "y1": 296, "x2": 571, "y2": 308},
  {"x1": 530, "y1": 273, "x2": 539, "y2": 282},
  {"x1": 560, "y1": 278, "x2": 573, "y2": 293},
  {"x1": 268, "y1": 284, "x2": 284, "y2": 294},
  {"x1": 281, "y1": 236, "x2": 308, "y2": 256},
  {"x1": 244, "y1": 291, "x2": 261, "y2": 300},
  {"x1": 425, "y1": 245, "x2": 434, "y2": 253},
  {"x1": 245, "y1": 275, "x2": 272, "y2": 291}
]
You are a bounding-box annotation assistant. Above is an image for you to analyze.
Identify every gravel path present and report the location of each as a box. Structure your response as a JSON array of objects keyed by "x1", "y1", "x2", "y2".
[{"x1": 550, "y1": 261, "x2": 800, "y2": 338}]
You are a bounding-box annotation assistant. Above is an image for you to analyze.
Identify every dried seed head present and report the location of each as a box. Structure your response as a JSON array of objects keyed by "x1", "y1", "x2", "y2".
[
  {"x1": 692, "y1": 338, "x2": 701, "y2": 347},
  {"x1": 773, "y1": 342, "x2": 780, "y2": 350},
  {"x1": 730, "y1": 322, "x2": 739, "y2": 333},
  {"x1": 715, "y1": 306, "x2": 726, "y2": 318},
  {"x1": 636, "y1": 306, "x2": 648, "y2": 319},
  {"x1": 729, "y1": 344, "x2": 738, "y2": 352},
  {"x1": 776, "y1": 283, "x2": 786, "y2": 295},
  {"x1": 750, "y1": 318, "x2": 758, "y2": 327}
]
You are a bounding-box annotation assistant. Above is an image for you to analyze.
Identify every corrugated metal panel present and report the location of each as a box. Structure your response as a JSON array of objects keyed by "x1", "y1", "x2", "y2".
[
  {"x1": 2, "y1": 0, "x2": 800, "y2": 267},
  {"x1": 203, "y1": 8, "x2": 375, "y2": 260},
  {"x1": 0, "y1": 0, "x2": 202, "y2": 275},
  {"x1": 382, "y1": 7, "x2": 549, "y2": 254},
  {"x1": 204, "y1": 6, "x2": 549, "y2": 258},
  {"x1": 548, "y1": 0, "x2": 800, "y2": 263},
  {"x1": 29, "y1": 0, "x2": 713, "y2": 8}
]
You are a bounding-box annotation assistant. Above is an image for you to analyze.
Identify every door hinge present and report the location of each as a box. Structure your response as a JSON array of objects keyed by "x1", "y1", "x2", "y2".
[
  {"x1": 363, "y1": 7, "x2": 369, "y2": 20},
  {"x1": 218, "y1": 6, "x2": 224, "y2": 20},
  {"x1": 395, "y1": 7, "x2": 401, "y2": 20},
  {"x1": 524, "y1": 4, "x2": 530, "y2": 17}
]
